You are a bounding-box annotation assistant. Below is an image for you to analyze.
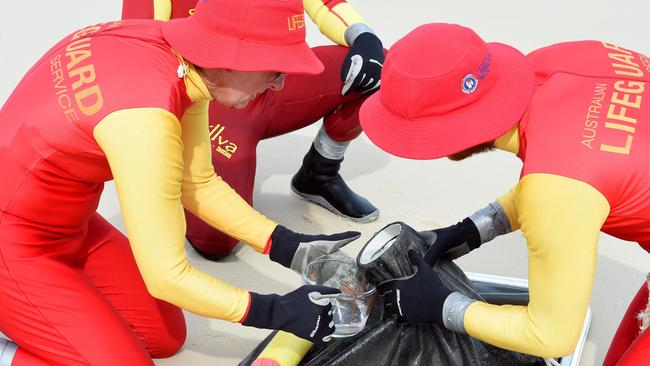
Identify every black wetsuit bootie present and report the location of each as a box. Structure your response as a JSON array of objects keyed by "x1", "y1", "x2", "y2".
[
  {"x1": 190, "y1": 243, "x2": 231, "y2": 262},
  {"x1": 291, "y1": 145, "x2": 379, "y2": 223}
]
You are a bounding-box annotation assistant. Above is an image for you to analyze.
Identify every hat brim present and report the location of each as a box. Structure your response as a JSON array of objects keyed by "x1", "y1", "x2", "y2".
[
  {"x1": 161, "y1": 18, "x2": 324, "y2": 74},
  {"x1": 360, "y1": 42, "x2": 534, "y2": 160}
]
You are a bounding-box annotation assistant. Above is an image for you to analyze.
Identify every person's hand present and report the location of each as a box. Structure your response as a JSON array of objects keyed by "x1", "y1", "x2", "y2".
[
  {"x1": 418, "y1": 218, "x2": 481, "y2": 264},
  {"x1": 341, "y1": 32, "x2": 384, "y2": 95},
  {"x1": 242, "y1": 285, "x2": 340, "y2": 344},
  {"x1": 377, "y1": 250, "x2": 452, "y2": 325},
  {"x1": 268, "y1": 225, "x2": 360, "y2": 273}
]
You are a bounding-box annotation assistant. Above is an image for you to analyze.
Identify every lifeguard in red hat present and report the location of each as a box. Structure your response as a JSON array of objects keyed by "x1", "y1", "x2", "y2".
[
  {"x1": 122, "y1": 0, "x2": 385, "y2": 261},
  {"x1": 0, "y1": 0, "x2": 362, "y2": 364},
  {"x1": 361, "y1": 23, "x2": 650, "y2": 365}
]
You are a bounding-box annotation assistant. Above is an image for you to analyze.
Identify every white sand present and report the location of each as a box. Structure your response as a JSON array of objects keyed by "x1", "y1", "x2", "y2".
[{"x1": 3, "y1": 1, "x2": 650, "y2": 365}]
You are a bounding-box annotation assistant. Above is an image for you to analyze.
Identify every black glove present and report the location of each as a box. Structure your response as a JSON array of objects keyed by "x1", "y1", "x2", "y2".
[
  {"x1": 377, "y1": 250, "x2": 452, "y2": 325},
  {"x1": 269, "y1": 225, "x2": 360, "y2": 273},
  {"x1": 341, "y1": 32, "x2": 384, "y2": 95},
  {"x1": 418, "y1": 218, "x2": 481, "y2": 264},
  {"x1": 242, "y1": 285, "x2": 340, "y2": 344}
]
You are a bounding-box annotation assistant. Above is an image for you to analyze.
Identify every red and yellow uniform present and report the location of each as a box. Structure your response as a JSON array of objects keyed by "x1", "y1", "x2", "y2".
[
  {"x1": 0, "y1": 20, "x2": 276, "y2": 365},
  {"x1": 465, "y1": 41, "x2": 650, "y2": 362},
  {"x1": 122, "y1": 0, "x2": 367, "y2": 47},
  {"x1": 122, "y1": 0, "x2": 374, "y2": 256}
]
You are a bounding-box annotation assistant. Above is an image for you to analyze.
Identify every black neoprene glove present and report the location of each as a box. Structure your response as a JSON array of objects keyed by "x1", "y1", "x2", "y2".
[
  {"x1": 242, "y1": 286, "x2": 340, "y2": 344},
  {"x1": 418, "y1": 218, "x2": 481, "y2": 264},
  {"x1": 377, "y1": 250, "x2": 452, "y2": 325},
  {"x1": 341, "y1": 32, "x2": 385, "y2": 95},
  {"x1": 269, "y1": 225, "x2": 360, "y2": 274}
]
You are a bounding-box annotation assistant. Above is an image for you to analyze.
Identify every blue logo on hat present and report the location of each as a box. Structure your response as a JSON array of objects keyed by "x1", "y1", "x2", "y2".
[{"x1": 461, "y1": 74, "x2": 479, "y2": 94}]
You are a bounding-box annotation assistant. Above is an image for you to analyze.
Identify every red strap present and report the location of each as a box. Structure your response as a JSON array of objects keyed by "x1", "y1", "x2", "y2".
[
  {"x1": 240, "y1": 292, "x2": 253, "y2": 324},
  {"x1": 263, "y1": 236, "x2": 273, "y2": 255}
]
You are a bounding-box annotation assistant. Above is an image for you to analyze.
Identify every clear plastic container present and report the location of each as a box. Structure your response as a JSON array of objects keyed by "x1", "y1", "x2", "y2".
[{"x1": 302, "y1": 253, "x2": 376, "y2": 338}]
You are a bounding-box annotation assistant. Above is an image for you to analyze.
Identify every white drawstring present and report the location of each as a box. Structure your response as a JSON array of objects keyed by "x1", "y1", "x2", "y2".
[{"x1": 544, "y1": 357, "x2": 562, "y2": 366}]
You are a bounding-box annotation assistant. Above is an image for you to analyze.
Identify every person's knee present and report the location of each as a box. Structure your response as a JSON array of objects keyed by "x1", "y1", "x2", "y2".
[
  {"x1": 143, "y1": 304, "x2": 187, "y2": 358},
  {"x1": 148, "y1": 322, "x2": 187, "y2": 358}
]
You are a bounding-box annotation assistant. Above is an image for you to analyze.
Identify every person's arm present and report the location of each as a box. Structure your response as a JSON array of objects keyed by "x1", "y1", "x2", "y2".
[
  {"x1": 463, "y1": 174, "x2": 610, "y2": 357},
  {"x1": 304, "y1": 0, "x2": 384, "y2": 95},
  {"x1": 495, "y1": 186, "x2": 521, "y2": 232},
  {"x1": 121, "y1": 0, "x2": 171, "y2": 21},
  {"x1": 379, "y1": 173, "x2": 610, "y2": 357},
  {"x1": 178, "y1": 100, "x2": 277, "y2": 252},
  {"x1": 94, "y1": 108, "x2": 250, "y2": 322},
  {"x1": 177, "y1": 101, "x2": 360, "y2": 266},
  {"x1": 304, "y1": 0, "x2": 368, "y2": 47},
  {"x1": 94, "y1": 107, "x2": 353, "y2": 344},
  {"x1": 418, "y1": 197, "x2": 513, "y2": 262}
]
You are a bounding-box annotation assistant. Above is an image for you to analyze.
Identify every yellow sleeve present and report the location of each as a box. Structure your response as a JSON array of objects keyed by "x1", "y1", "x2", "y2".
[
  {"x1": 256, "y1": 332, "x2": 313, "y2": 365},
  {"x1": 496, "y1": 186, "x2": 520, "y2": 231},
  {"x1": 94, "y1": 108, "x2": 250, "y2": 322},
  {"x1": 465, "y1": 174, "x2": 610, "y2": 358},
  {"x1": 179, "y1": 101, "x2": 277, "y2": 252},
  {"x1": 304, "y1": 0, "x2": 367, "y2": 46},
  {"x1": 153, "y1": 0, "x2": 172, "y2": 21}
]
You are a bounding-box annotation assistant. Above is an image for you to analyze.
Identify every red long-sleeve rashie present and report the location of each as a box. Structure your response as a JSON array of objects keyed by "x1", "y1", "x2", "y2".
[
  {"x1": 0, "y1": 20, "x2": 276, "y2": 365},
  {"x1": 463, "y1": 40, "x2": 650, "y2": 363}
]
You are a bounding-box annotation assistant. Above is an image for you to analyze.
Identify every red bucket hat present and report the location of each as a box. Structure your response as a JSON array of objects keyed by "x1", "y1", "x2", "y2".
[
  {"x1": 161, "y1": 0, "x2": 324, "y2": 74},
  {"x1": 360, "y1": 23, "x2": 534, "y2": 160}
]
